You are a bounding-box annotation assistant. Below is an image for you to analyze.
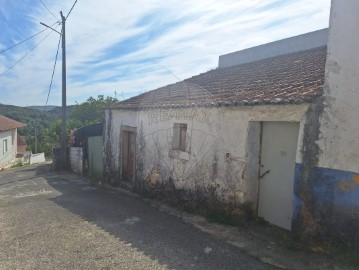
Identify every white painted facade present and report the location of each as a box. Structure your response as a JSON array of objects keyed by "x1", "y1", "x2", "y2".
[
  {"x1": 105, "y1": 110, "x2": 137, "y2": 172},
  {"x1": 0, "y1": 129, "x2": 17, "y2": 168},
  {"x1": 318, "y1": 0, "x2": 359, "y2": 173},
  {"x1": 106, "y1": 104, "x2": 309, "y2": 212},
  {"x1": 103, "y1": 0, "x2": 359, "y2": 240}
]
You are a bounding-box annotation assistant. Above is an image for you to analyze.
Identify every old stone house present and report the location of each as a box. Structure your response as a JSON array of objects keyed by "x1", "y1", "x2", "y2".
[
  {"x1": 104, "y1": 0, "x2": 358, "y2": 244},
  {"x1": 105, "y1": 30, "x2": 327, "y2": 229}
]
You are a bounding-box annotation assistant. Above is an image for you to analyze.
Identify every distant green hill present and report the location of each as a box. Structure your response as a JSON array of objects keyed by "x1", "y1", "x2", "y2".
[
  {"x1": 47, "y1": 105, "x2": 74, "y2": 119},
  {"x1": 26, "y1": 105, "x2": 59, "y2": 111},
  {"x1": 0, "y1": 96, "x2": 112, "y2": 155},
  {"x1": 0, "y1": 104, "x2": 73, "y2": 140},
  {"x1": 0, "y1": 104, "x2": 54, "y2": 136}
]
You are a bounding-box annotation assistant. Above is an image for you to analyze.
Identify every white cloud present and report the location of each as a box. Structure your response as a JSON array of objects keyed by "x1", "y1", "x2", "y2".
[{"x1": 0, "y1": 0, "x2": 331, "y2": 106}]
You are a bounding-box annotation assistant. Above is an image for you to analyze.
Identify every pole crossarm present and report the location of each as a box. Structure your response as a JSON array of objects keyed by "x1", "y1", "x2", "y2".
[{"x1": 40, "y1": 22, "x2": 62, "y2": 35}]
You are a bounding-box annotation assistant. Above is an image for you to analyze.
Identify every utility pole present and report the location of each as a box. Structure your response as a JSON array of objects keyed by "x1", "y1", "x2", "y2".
[
  {"x1": 34, "y1": 126, "x2": 38, "y2": 154},
  {"x1": 40, "y1": 11, "x2": 67, "y2": 169},
  {"x1": 41, "y1": 0, "x2": 78, "y2": 169},
  {"x1": 60, "y1": 11, "x2": 67, "y2": 169}
]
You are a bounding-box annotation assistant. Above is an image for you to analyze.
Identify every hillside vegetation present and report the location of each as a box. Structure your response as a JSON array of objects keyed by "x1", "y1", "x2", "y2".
[
  {"x1": 0, "y1": 95, "x2": 117, "y2": 156},
  {"x1": 0, "y1": 104, "x2": 56, "y2": 136},
  {"x1": 26, "y1": 105, "x2": 59, "y2": 111},
  {"x1": 0, "y1": 104, "x2": 62, "y2": 155}
]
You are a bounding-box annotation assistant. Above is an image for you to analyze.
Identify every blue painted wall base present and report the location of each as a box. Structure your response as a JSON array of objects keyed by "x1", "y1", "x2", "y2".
[{"x1": 293, "y1": 164, "x2": 359, "y2": 246}]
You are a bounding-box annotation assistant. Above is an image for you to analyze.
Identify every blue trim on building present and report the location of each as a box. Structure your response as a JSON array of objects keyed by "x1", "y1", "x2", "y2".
[{"x1": 293, "y1": 163, "x2": 359, "y2": 242}]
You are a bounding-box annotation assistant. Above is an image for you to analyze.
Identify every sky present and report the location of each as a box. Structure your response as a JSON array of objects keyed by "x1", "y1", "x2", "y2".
[{"x1": 0, "y1": 0, "x2": 331, "y2": 107}]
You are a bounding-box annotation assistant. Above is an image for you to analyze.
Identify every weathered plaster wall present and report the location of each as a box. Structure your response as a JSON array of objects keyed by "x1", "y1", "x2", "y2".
[
  {"x1": 106, "y1": 104, "x2": 309, "y2": 219},
  {"x1": 318, "y1": 0, "x2": 359, "y2": 172},
  {"x1": 293, "y1": 0, "x2": 359, "y2": 245},
  {"x1": 69, "y1": 147, "x2": 83, "y2": 174},
  {"x1": 104, "y1": 109, "x2": 137, "y2": 183},
  {"x1": 0, "y1": 129, "x2": 17, "y2": 168}
]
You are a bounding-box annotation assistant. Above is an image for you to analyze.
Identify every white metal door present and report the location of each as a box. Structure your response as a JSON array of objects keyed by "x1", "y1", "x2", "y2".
[{"x1": 258, "y1": 122, "x2": 299, "y2": 230}]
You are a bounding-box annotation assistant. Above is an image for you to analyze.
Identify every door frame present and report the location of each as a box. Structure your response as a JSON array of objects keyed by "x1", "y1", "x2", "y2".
[
  {"x1": 256, "y1": 121, "x2": 300, "y2": 230},
  {"x1": 120, "y1": 125, "x2": 137, "y2": 183}
]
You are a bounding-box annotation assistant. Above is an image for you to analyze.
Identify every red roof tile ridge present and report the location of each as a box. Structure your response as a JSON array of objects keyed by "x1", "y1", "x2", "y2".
[
  {"x1": 0, "y1": 115, "x2": 26, "y2": 132},
  {"x1": 110, "y1": 46, "x2": 327, "y2": 109}
]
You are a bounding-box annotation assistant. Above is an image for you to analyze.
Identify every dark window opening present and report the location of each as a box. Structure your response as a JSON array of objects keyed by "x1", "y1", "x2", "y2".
[
  {"x1": 3, "y1": 139, "x2": 8, "y2": 154},
  {"x1": 173, "y1": 123, "x2": 187, "y2": 152}
]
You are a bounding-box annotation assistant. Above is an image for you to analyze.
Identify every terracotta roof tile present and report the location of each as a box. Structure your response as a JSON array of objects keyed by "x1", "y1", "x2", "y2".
[
  {"x1": 0, "y1": 115, "x2": 26, "y2": 132},
  {"x1": 112, "y1": 46, "x2": 327, "y2": 110},
  {"x1": 17, "y1": 136, "x2": 27, "y2": 146}
]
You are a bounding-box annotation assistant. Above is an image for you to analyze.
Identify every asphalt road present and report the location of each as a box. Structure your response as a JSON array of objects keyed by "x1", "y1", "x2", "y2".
[{"x1": 0, "y1": 164, "x2": 275, "y2": 269}]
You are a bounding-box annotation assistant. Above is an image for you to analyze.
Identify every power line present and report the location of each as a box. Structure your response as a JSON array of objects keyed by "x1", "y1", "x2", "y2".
[
  {"x1": 0, "y1": 21, "x2": 59, "y2": 55},
  {"x1": 0, "y1": 30, "x2": 54, "y2": 78},
  {"x1": 44, "y1": 30, "x2": 62, "y2": 111},
  {"x1": 66, "y1": 0, "x2": 78, "y2": 19},
  {"x1": 158, "y1": 63, "x2": 182, "y2": 81},
  {"x1": 39, "y1": 0, "x2": 59, "y2": 21}
]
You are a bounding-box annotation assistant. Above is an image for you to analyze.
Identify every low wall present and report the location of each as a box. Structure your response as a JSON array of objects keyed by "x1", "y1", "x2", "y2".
[
  {"x1": 69, "y1": 147, "x2": 83, "y2": 175},
  {"x1": 22, "y1": 151, "x2": 32, "y2": 164},
  {"x1": 30, "y1": 153, "x2": 45, "y2": 164}
]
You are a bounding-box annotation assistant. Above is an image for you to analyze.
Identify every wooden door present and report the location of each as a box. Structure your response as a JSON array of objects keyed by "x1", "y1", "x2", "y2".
[{"x1": 122, "y1": 130, "x2": 136, "y2": 182}]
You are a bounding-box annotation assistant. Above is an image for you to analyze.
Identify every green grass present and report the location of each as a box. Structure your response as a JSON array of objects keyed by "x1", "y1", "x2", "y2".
[{"x1": 11, "y1": 160, "x2": 24, "y2": 168}]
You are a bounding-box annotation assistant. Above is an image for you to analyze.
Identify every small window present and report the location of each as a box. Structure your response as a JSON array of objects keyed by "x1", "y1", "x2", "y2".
[
  {"x1": 173, "y1": 123, "x2": 187, "y2": 152},
  {"x1": 3, "y1": 139, "x2": 8, "y2": 154}
]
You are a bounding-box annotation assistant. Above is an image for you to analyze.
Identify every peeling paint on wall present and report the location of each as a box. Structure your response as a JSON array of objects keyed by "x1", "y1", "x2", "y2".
[
  {"x1": 293, "y1": 164, "x2": 359, "y2": 246},
  {"x1": 291, "y1": 0, "x2": 359, "y2": 247},
  {"x1": 105, "y1": 104, "x2": 309, "y2": 225},
  {"x1": 352, "y1": 174, "x2": 359, "y2": 184}
]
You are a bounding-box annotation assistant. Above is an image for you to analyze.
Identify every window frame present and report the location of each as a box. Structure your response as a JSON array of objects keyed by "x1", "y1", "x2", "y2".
[
  {"x1": 11, "y1": 130, "x2": 15, "y2": 145},
  {"x1": 172, "y1": 123, "x2": 187, "y2": 152},
  {"x1": 3, "y1": 139, "x2": 8, "y2": 154}
]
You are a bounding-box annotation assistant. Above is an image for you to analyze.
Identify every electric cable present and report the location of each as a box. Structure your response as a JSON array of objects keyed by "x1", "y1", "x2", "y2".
[
  {"x1": 0, "y1": 29, "x2": 57, "y2": 78},
  {"x1": 44, "y1": 29, "x2": 62, "y2": 111},
  {"x1": 66, "y1": 0, "x2": 78, "y2": 19},
  {"x1": 39, "y1": 0, "x2": 59, "y2": 21},
  {"x1": 0, "y1": 22, "x2": 58, "y2": 55}
]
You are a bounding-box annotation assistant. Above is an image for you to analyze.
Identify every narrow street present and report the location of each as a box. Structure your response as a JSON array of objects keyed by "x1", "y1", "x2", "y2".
[{"x1": 0, "y1": 164, "x2": 274, "y2": 270}]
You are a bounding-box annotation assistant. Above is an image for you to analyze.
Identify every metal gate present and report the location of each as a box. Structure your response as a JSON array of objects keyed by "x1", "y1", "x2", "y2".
[{"x1": 88, "y1": 136, "x2": 104, "y2": 180}]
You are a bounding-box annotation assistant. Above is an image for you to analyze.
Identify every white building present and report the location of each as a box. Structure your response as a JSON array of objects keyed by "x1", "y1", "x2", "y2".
[
  {"x1": 105, "y1": 31, "x2": 327, "y2": 230},
  {"x1": 104, "y1": 0, "x2": 358, "y2": 245},
  {"x1": 0, "y1": 115, "x2": 26, "y2": 168}
]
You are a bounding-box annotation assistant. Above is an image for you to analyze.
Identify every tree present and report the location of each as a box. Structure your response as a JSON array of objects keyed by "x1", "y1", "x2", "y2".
[
  {"x1": 71, "y1": 95, "x2": 118, "y2": 127},
  {"x1": 26, "y1": 95, "x2": 118, "y2": 157},
  {"x1": 39, "y1": 118, "x2": 82, "y2": 157}
]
